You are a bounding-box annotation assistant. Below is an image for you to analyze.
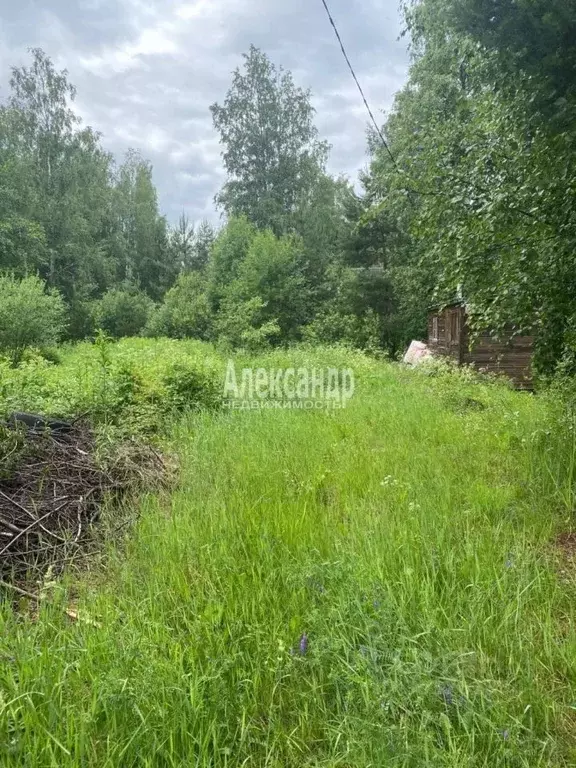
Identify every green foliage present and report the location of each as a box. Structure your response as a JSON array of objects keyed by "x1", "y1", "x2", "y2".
[
  {"x1": 207, "y1": 215, "x2": 256, "y2": 301},
  {"x1": 0, "y1": 274, "x2": 66, "y2": 364},
  {"x1": 5, "y1": 50, "x2": 116, "y2": 303},
  {"x1": 209, "y1": 50, "x2": 382, "y2": 352},
  {"x1": 211, "y1": 46, "x2": 329, "y2": 234},
  {"x1": 0, "y1": 215, "x2": 47, "y2": 274},
  {"x1": 20, "y1": 345, "x2": 62, "y2": 366},
  {"x1": 0, "y1": 49, "x2": 178, "y2": 336},
  {"x1": 192, "y1": 219, "x2": 217, "y2": 272},
  {"x1": 288, "y1": 174, "x2": 353, "y2": 307},
  {"x1": 410, "y1": 0, "x2": 576, "y2": 110},
  {"x1": 145, "y1": 272, "x2": 212, "y2": 340},
  {"x1": 93, "y1": 287, "x2": 154, "y2": 339},
  {"x1": 67, "y1": 299, "x2": 97, "y2": 341},
  {"x1": 0, "y1": 45, "x2": 433, "y2": 356},
  {"x1": 206, "y1": 219, "x2": 302, "y2": 350},
  {"x1": 162, "y1": 362, "x2": 221, "y2": 411},
  {"x1": 303, "y1": 305, "x2": 383, "y2": 353},
  {"x1": 214, "y1": 296, "x2": 280, "y2": 353},
  {"x1": 301, "y1": 264, "x2": 422, "y2": 356},
  {"x1": 362, "y1": 0, "x2": 576, "y2": 371},
  {"x1": 169, "y1": 213, "x2": 196, "y2": 273},
  {"x1": 170, "y1": 216, "x2": 216, "y2": 273},
  {"x1": 231, "y1": 229, "x2": 307, "y2": 341},
  {"x1": 342, "y1": 193, "x2": 391, "y2": 269},
  {"x1": 111, "y1": 150, "x2": 177, "y2": 301},
  {"x1": 0, "y1": 337, "x2": 226, "y2": 438}
]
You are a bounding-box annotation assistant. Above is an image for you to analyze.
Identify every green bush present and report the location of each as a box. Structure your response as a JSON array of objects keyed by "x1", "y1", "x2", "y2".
[
  {"x1": 94, "y1": 288, "x2": 153, "y2": 339},
  {"x1": 214, "y1": 296, "x2": 280, "y2": 353},
  {"x1": 67, "y1": 299, "x2": 96, "y2": 340},
  {"x1": 91, "y1": 331, "x2": 143, "y2": 415},
  {"x1": 230, "y1": 230, "x2": 307, "y2": 342},
  {"x1": 144, "y1": 273, "x2": 211, "y2": 340},
  {"x1": 303, "y1": 307, "x2": 383, "y2": 353},
  {"x1": 162, "y1": 362, "x2": 221, "y2": 411},
  {"x1": 20, "y1": 346, "x2": 62, "y2": 366},
  {"x1": 0, "y1": 274, "x2": 67, "y2": 365},
  {"x1": 99, "y1": 364, "x2": 143, "y2": 413}
]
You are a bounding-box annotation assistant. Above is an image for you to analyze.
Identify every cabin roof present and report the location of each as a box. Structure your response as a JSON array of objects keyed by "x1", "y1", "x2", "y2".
[{"x1": 428, "y1": 298, "x2": 465, "y2": 313}]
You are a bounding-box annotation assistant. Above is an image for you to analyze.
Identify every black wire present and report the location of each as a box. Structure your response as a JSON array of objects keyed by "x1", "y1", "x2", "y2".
[{"x1": 319, "y1": 0, "x2": 399, "y2": 170}]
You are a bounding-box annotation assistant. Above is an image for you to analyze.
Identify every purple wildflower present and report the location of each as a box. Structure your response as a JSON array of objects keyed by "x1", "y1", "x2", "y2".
[
  {"x1": 440, "y1": 685, "x2": 454, "y2": 706},
  {"x1": 299, "y1": 633, "x2": 309, "y2": 656},
  {"x1": 309, "y1": 579, "x2": 325, "y2": 594}
]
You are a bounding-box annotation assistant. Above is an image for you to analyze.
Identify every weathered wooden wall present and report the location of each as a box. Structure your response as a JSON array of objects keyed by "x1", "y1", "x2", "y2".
[
  {"x1": 462, "y1": 328, "x2": 534, "y2": 390},
  {"x1": 427, "y1": 305, "x2": 534, "y2": 390},
  {"x1": 427, "y1": 306, "x2": 466, "y2": 363}
]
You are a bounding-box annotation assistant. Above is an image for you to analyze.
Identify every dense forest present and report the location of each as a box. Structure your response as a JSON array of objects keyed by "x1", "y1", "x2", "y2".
[{"x1": 1, "y1": 0, "x2": 575, "y2": 374}]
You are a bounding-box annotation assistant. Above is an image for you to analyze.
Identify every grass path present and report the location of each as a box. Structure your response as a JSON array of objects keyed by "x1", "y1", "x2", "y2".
[{"x1": 1, "y1": 349, "x2": 575, "y2": 766}]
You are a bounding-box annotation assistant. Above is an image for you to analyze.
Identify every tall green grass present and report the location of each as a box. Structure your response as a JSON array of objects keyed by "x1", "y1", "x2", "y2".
[{"x1": 1, "y1": 344, "x2": 575, "y2": 766}]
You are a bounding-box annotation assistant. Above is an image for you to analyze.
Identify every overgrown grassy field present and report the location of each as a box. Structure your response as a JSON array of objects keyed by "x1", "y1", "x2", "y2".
[{"x1": 1, "y1": 341, "x2": 576, "y2": 766}]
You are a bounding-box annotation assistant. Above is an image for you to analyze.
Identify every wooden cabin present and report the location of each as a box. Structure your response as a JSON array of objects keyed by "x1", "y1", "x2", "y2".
[{"x1": 427, "y1": 302, "x2": 534, "y2": 390}]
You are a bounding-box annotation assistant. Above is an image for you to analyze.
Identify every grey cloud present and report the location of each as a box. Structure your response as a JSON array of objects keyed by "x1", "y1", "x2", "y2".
[{"x1": 0, "y1": 0, "x2": 409, "y2": 223}]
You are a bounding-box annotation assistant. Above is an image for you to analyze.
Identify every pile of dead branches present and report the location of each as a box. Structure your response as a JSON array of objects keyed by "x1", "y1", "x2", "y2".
[
  {"x1": 0, "y1": 420, "x2": 172, "y2": 594},
  {"x1": 0, "y1": 424, "x2": 113, "y2": 582}
]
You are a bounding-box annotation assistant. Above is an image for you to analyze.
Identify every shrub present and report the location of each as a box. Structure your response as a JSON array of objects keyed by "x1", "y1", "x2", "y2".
[
  {"x1": 162, "y1": 362, "x2": 221, "y2": 411},
  {"x1": 101, "y1": 364, "x2": 143, "y2": 413},
  {"x1": 67, "y1": 299, "x2": 96, "y2": 340},
  {"x1": 303, "y1": 307, "x2": 383, "y2": 353},
  {"x1": 20, "y1": 346, "x2": 62, "y2": 366},
  {"x1": 144, "y1": 273, "x2": 211, "y2": 340},
  {"x1": 231, "y1": 230, "x2": 307, "y2": 341},
  {"x1": 94, "y1": 288, "x2": 153, "y2": 339},
  {"x1": 90, "y1": 341, "x2": 160, "y2": 435},
  {"x1": 91, "y1": 330, "x2": 142, "y2": 414},
  {"x1": 214, "y1": 296, "x2": 280, "y2": 354},
  {"x1": 0, "y1": 274, "x2": 67, "y2": 365}
]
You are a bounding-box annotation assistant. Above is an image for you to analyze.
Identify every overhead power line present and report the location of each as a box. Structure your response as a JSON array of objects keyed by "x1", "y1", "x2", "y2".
[{"x1": 319, "y1": 0, "x2": 398, "y2": 170}]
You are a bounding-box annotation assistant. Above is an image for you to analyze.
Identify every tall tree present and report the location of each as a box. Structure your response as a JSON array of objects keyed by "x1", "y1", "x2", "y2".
[
  {"x1": 210, "y1": 46, "x2": 329, "y2": 234},
  {"x1": 363, "y1": 0, "x2": 576, "y2": 371},
  {"x1": 171, "y1": 214, "x2": 196, "y2": 272},
  {"x1": 193, "y1": 219, "x2": 216, "y2": 272},
  {"x1": 0, "y1": 107, "x2": 47, "y2": 275},
  {"x1": 112, "y1": 150, "x2": 177, "y2": 300},
  {"x1": 169, "y1": 216, "x2": 216, "y2": 273},
  {"x1": 6, "y1": 49, "x2": 114, "y2": 301},
  {"x1": 0, "y1": 48, "x2": 178, "y2": 339}
]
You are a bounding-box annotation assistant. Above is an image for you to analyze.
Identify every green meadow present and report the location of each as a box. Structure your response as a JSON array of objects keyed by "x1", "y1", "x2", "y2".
[{"x1": 1, "y1": 340, "x2": 575, "y2": 766}]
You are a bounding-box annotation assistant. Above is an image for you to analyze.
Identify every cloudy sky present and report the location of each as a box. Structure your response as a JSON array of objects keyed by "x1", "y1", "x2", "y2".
[{"x1": 0, "y1": 0, "x2": 410, "y2": 224}]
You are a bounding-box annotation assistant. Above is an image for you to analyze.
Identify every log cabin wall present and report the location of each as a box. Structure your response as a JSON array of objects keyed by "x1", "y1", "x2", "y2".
[
  {"x1": 427, "y1": 304, "x2": 534, "y2": 390},
  {"x1": 462, "y1": 328, "x2": 534, "y2": 390}
]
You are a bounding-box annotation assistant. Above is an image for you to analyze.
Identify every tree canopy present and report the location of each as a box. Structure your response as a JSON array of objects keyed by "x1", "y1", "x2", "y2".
[
  {"x1": 211, "y1": 46, "x2": 330, "y2": 235},
  {"x1": 361, "y1": 0, "x2": 576, "y2": 372},
  {"x1": 5, "y1": 30, "x2": 574, "y2": 373}
]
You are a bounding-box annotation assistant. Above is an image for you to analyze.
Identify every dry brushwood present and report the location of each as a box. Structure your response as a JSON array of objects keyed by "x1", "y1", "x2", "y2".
[{"x1": 0, "y1": 421, "x2": 171, "y2": 593}]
